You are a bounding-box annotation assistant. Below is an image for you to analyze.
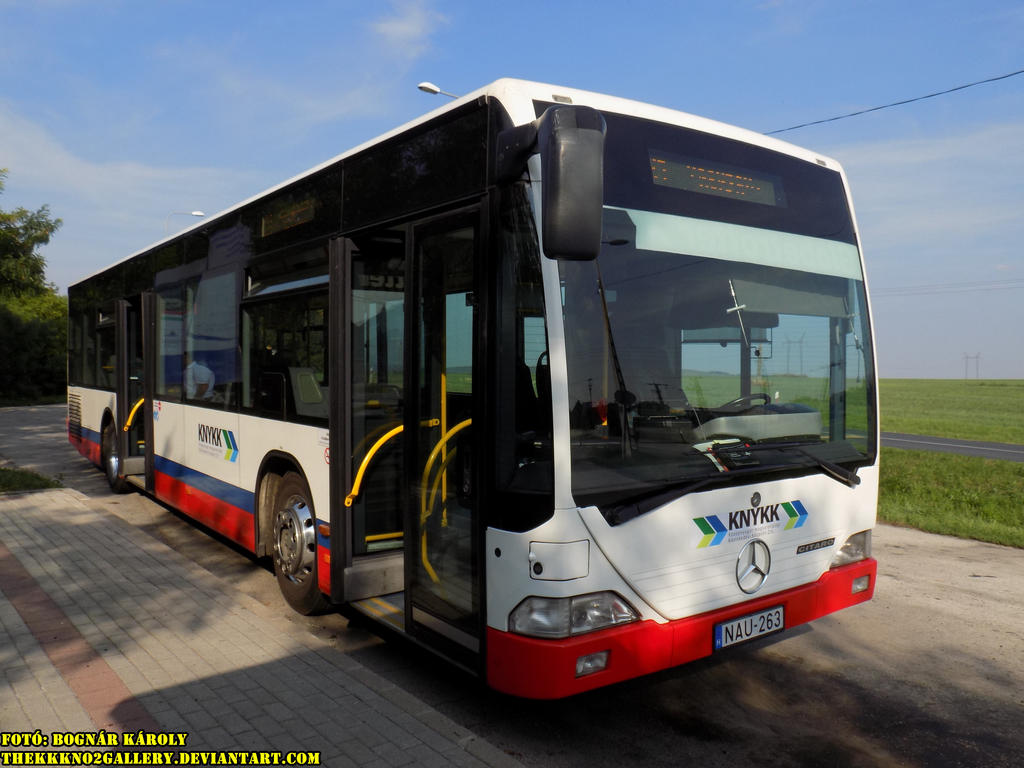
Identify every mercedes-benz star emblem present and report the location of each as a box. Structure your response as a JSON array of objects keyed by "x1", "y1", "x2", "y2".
[
  {"x1": 750, "y1": 492, "x2": 761, "y2": 507},
  {"x1": 736, "y1": 538, "x2": 771, "y2": 594}
]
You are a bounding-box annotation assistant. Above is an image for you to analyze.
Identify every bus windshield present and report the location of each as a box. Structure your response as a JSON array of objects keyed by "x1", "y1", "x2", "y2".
[{"x1": 558, "y1": 113, "x2": 875, "y2": 518}]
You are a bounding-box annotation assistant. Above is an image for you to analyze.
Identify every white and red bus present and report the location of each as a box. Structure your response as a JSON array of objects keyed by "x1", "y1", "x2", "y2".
[{"x1": 67, "y1": 79, "x2": 877, "y2": 698}]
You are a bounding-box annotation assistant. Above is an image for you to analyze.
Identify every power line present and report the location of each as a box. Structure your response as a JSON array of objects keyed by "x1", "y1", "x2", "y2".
[
  {"x1": 767, "y1": 68, "x2": 1024, "y2": 135},
  {"x1": 871, "y1": 278, "x2": 1024, "y2": 297}
]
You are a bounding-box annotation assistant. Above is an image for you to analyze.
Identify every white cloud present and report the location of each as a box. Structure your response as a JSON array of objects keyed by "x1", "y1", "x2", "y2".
[
  {"x1": 0, "y1": 1, "x2": 453, "y2": 292},
  {"x1": 370, "y1": 0, "x2": 448, "y2": 61},
  {"x1": 822, "y1": 123, "x2": 1024, "y2": 377},
  {"x1": 141, "y1": 1, "x2": 448, "y2": 149},
  {"x1": 0, "y1": 102, "x2": 265, "y2": 291},
  {"x1": 828, "y1": 122, "x2": 1024, "y2": 251}
]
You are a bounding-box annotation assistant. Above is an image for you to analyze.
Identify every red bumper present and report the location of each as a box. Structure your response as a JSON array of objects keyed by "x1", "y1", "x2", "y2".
[{"x1": 486, "y1": 558, "x2": 876, "y2": 699}]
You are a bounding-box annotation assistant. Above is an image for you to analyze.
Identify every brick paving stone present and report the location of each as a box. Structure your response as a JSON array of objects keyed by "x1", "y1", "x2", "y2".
[
  {"x1": 0, "y1": 489, "x2": 522, "y2": 766},
  {"x1": 401, "y1": 744, "x2": 453, "y2": 768},
  {"x1": 373, "y1": 741, "x2": 417, "y2": 767}
]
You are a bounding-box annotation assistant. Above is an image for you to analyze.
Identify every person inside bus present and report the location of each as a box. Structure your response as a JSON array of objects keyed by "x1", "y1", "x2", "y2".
[{"x1": 185, "y1": 352, "x2": 215, "y2": 400}]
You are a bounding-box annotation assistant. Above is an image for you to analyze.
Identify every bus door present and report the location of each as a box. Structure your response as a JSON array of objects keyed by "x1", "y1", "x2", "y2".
[
  {"x1": 114, "y1": 294, "x2": 151, "y2": 485},
  {"x1": 338, "y1": 211, "x2": 483, "y2": 666},
  {"x1": 337, "y1": 229, "x2": 409, "y2": 607},
  {"x1": 405, "y1": 211, "x2": 482, "y2": 665}
]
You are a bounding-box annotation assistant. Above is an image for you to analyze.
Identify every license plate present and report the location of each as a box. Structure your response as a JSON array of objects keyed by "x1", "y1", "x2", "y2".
[{"x1": 714, "y1": 606, "x2": 784, "y2": 650}]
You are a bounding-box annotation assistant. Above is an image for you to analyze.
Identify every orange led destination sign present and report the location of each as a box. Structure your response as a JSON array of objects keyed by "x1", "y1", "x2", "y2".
[{"x1": 649, "y1": 150, "x2": 784, "y2": 207}]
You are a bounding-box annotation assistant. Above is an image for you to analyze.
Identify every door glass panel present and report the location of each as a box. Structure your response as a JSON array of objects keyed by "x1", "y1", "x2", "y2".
[
  {"x1": 410, "y1": 223, "x2": 478, "y2": 639},
  {"x1": 349, "y1": 230, "x2": 406, "y2": 555},
  {"x1": 125, "y1": 299, "x2": 145, "y2": 458}
]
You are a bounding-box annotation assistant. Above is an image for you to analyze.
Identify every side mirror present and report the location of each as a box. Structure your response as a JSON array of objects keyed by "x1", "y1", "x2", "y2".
[
  {"x1": 538, "y1": 106, "x2": 606, "y2": 261},
  {"x1": 495, "y1": 105, "x2": 606, "y2": 261}
]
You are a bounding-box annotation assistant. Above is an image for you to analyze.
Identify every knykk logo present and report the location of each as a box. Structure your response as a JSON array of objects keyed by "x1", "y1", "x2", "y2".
[{"x1": 694, "y1": 498, "x2": 808, "y2": 547}]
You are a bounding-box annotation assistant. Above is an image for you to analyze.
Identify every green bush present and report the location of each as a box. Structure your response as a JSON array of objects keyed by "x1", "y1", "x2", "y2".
[{"x1": 0, "y1": 291, "x2": 67, "y2": 402}]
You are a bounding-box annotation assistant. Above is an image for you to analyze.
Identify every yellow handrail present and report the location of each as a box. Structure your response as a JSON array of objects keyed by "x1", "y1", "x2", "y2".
[
  {"x1": 426, "y1": 447, "x2": 462, "y2": 530},
  {"x1": 344, "y1": 424, "x2": 404, "y2": 507},
  {"x1": 417, "y1": 418, "x2": 471, "y2": 585},
  {"x1": 346, "y1": 415, "x2": 472, "y2": 587},
  {"x1": 365, "y1": 531, "x2": 403, "y2": 543},
  {"x1": 351, "y1": 420, "x2": 402, "y2": 461},
  {"x1": 123, "y1": 398, "x2": 145, "y2": 432},
  {"x1": 419, "y1": 419, "x2": 472, "y2": 525},
  {"x1": 351, "y1": 418, "x2": 440, "y2": 460},
  {"x1": 345, "y1": 417, "x2": 443, "y2": 508}
]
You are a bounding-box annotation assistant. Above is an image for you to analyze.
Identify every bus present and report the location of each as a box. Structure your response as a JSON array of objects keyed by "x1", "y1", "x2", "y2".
[{"x1": 67, "y1": 79, "x2": 878, "y2": 699}]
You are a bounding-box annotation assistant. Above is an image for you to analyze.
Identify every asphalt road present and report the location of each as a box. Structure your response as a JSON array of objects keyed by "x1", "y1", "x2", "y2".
[
  {"x1": 881, "y1": 431, "x2": 1024, "y2": 462},
  {"x1": 3, "y1": 404, "x2": 1023, "y2": 767}
]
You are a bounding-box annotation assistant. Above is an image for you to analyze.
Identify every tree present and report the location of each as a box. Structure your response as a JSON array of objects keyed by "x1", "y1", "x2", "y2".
[
  {"x1": 0, "y1": 168, "x2": 62, "y2": 296},
  {"x1": 0, "y1": 169, "x2": 67, "y2": 402}
]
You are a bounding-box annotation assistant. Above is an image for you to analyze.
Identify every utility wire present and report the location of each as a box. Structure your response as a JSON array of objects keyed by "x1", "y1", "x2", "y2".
[
  {"x1": 872, "y1": 278, "x2": 1024, "y2": 297},
  {"x1": 767, "y1": 68, "x2": 1024, "y2": 134}
]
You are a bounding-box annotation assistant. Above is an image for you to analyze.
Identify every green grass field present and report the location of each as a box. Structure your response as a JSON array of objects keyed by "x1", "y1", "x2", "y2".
[
  {"x1": 879, "y1": 379, "x2": 1024, "y2": 444},
  {"x1": 877, "y1": 378, "x2": 1024, "y2": 548},
  {"x1": 879, "y1": 447, "x2": 1024, "y2": 548}
]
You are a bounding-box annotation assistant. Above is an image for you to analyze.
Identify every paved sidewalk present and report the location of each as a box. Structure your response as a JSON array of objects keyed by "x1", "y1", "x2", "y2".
[{"x1": 0, "y1": 487, "x2": 521, "y2": 767}]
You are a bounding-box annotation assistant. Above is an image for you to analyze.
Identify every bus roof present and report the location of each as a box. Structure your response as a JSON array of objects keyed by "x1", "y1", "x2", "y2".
[{"x1": 71, "y1": 78, "x2": 844, "y2": 288}]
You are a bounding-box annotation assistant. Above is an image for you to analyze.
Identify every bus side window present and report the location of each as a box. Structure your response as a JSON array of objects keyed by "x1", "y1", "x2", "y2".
[
  {"x1": 156, "y1": 286, "x2": 184, "y2": 400},
  {"x1": 241, "y1": 291, "x2": 329, "y2": 425},
  {"x1": 184, "y1": 271, "x2": 239, "y2": 408}
]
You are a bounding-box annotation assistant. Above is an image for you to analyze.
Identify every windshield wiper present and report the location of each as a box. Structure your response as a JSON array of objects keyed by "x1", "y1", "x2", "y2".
[
  {"x1": 604, "y1": 474, "x2": 728, "y2": 524},
  {"x1": 715, "y1": 441, "x2": 861, "y2": 488},
  {"x1": 792, "y1": 446, "x2": 861, "y2": 487},
  {"x1": 604, "y1": 461, "x2": 794, "y2": 524},
  {"x1": 603, "y1": 442, "x2": 862, "y2": 525}
]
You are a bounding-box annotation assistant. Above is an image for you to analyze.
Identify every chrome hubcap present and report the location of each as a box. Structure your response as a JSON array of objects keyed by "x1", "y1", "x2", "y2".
[
  {"x1": 275, "y1": 494, "x2": 316, "y2": 584},
  {"x1": 106, "y1": 438, "x2": 120, "y2": 482}
]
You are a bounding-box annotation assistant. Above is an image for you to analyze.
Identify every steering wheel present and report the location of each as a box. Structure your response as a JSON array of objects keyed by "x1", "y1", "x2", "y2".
[{"x1": 718, "y1": 393, "x2": 771, "y2": 411}]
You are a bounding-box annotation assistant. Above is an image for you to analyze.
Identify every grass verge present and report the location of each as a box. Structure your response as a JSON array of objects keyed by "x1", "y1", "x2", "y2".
[
  {"x1": 0, "y1": 466, "x2": 62, "y2": 493},
  {"x1": 879, "y1": 448, "x2": 1024, "y2": 549},
  {"x1": 879, "y1": 379, "x2": 1024, "y2": 444}
]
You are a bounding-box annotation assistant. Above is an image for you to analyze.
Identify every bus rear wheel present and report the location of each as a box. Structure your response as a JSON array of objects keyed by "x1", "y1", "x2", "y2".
[{"x1": 271, "y1": 472, "x2": 328, "y2": 615}]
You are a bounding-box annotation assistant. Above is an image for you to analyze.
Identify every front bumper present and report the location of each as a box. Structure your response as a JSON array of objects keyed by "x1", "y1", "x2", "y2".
[{"x1": 486, "y1": 557, "x2": 877, "y2": 698}]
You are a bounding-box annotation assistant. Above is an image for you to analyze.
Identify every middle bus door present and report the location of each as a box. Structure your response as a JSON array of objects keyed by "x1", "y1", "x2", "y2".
[
  {"x1": 404, "y1": 211, "x2": 482, "y2": 667},
  {"x1": 115, "y1": 295, "x2": 148, "y2": 484}
]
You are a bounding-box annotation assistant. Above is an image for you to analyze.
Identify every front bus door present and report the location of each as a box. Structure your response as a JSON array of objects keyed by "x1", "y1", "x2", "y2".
[{"x1": 405, "y1": 211, "x2": 482, "y2": 668}]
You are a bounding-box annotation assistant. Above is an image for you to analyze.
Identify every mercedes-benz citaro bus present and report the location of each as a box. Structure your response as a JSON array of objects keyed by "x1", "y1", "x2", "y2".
[{"x1": 67, "y1": 79, "x2": 877, "y2": 698}]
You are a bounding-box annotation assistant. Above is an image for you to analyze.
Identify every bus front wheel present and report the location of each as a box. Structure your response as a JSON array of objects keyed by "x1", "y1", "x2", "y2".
[
  {"x1": 101, "y1": 421, "x2": 130, "y2": 494},
  {"x1": 272, "y1": 471, "x2": 328, "y2": 615}
]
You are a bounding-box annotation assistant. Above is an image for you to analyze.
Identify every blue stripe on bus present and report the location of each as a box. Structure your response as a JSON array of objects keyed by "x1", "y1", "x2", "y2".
[
  {"x1": 79, "y1": 426, "x2": 101, "y2": 445},
  {"x1": 152, "y1": 455, "x2": 255, "y2": 514}
]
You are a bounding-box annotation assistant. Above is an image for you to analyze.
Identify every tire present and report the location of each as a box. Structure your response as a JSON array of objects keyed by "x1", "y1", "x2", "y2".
[
  {"x1": 271, "y1": 472, "x2": 328, "y2": 615},
  {"x1": 101, "y1": 421, "x2": 130, "y2": 494}
]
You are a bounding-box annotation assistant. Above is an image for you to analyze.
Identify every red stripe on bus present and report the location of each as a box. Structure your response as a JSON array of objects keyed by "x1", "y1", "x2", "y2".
[
  {"x1": 153, "y1": 470, "x2": 256, "y2": 551},
  {"x1": 318, "y1": 544, "x2": 330, "y2": 595},
  {"x1": 486, "y1": 558, "x2": 877, "y2": 699},
  {"x1": 69, "y1": 432, "x2": 101, "y2": 465}
]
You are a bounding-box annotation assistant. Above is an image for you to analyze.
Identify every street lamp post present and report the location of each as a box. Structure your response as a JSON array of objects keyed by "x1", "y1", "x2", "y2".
[
  {"x1": 164, "y1": 210, "x2": 206, "y2": 233},
  {"x1": 417, "y1": 81, "x2": 459, "y2": 99}
]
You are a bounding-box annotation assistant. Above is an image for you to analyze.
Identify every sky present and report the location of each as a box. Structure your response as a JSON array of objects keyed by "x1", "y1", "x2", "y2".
[{"x1": 1, "y1": 0, "x2": 1022, "y2": 379}]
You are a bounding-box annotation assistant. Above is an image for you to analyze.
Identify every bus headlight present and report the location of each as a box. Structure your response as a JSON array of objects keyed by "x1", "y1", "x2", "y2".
[
  {"x1": 830, "y1": 530, "x2": 871, "y2": 568},
  {"x1": 509, "y1": 592, "x2": 639, "y2": 638}
]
